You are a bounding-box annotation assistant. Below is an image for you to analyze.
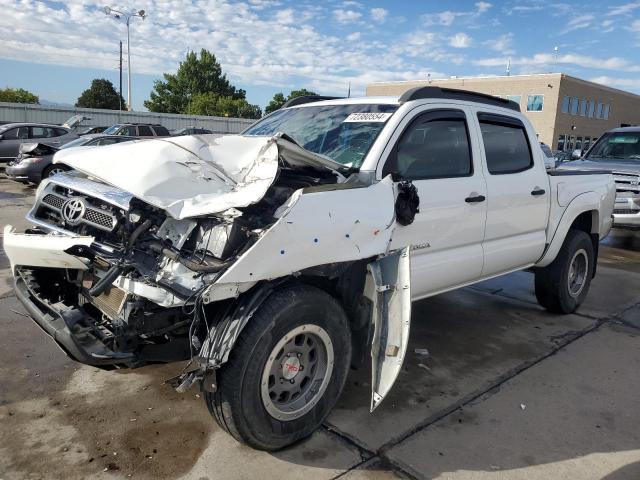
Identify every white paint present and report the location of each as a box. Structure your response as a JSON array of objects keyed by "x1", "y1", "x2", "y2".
[{"x1": 3, "y1": 225, "x2": 93, "y2": 272}]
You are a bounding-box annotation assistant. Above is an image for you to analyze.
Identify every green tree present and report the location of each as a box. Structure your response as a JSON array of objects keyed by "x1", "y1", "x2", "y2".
[
  {"x1": 265, "y1": 88, "x2": 317, "y2": 114},
  {"x1": 75, "y1": 79, "x2": 124, "y2": 110},
  {"x1": 0, "y1": 87, "x2": 39, "y2": 104},
  {"x1": 144, "y1": 49, "x2": 253, "y2": 115},
  {"x1": 186, "y1": 92, "x2": 262, "y2": 119}
]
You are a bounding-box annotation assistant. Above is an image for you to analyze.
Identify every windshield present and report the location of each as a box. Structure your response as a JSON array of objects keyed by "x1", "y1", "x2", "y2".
[
  {"x1": 60, "y1": 137, "x2": 90, "y2": 149},
  {"x1": 103, "y1": 125, "x2": 122, "y2": 135},
  {"x1": 244, "y1": 104, "x2": 397, "y2": 168},
  {"x1": 586, "y1": 132, "x2": 640, "y2": 162}
]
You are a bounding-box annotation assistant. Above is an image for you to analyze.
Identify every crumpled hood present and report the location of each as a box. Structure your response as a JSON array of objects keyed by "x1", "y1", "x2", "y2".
[{"x1": 55, "y1": 134, "x2": 340, "y2": 219}]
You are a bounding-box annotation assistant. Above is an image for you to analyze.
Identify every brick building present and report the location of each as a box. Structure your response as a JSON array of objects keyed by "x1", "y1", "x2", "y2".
[{"x1": 366, "y1": 73, "x2": 640, "y2": 152}]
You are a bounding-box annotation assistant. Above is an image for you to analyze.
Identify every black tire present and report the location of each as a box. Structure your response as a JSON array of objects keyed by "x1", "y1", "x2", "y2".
[
  {"x1": 205, "y1": 284, "x2": 352, "y2": 451},
  {"x1": 42, "y1": 163, "x2": 69, "y2": 179},
  {"x1": 534, "y1": 229, "x2": 595, "y2": 314}
]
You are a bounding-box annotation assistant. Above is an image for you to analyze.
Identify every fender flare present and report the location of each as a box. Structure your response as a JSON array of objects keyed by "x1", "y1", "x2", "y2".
[{"x1": 536, "y1": 191, "x2": 600, "y2": 267}]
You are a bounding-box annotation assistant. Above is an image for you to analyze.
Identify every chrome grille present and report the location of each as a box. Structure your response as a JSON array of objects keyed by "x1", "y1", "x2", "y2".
[
  {"x1": 36, "y1": 188, "x2": 118, "y2": 232},
  {"x1": 43, "y1": 193, "x2": 65, "y2": 209},
  {"x1": 614, "y1": 209, "x2": 639, "y2": 215},
  {"x1": 84, "y1": 208, "x2": 115, "y2": 229}
]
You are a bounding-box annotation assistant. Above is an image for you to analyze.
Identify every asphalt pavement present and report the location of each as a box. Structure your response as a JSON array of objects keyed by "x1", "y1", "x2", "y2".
[{"x1": 0, "y1": 176, "x2": 638, "y2": 480}]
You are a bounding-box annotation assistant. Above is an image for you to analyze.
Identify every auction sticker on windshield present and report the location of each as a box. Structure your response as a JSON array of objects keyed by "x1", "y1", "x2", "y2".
[{"x1": 343, "y1": 112, "x2": 393, "y2": 122}]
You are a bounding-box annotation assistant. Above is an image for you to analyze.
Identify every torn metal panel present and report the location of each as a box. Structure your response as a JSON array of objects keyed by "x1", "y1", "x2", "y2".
[
  {"x1": 215, "y1": 175, "x2": 396, "y2": 284},
  {"x1": 366, "y1": 246, "x2": 411, "y2": 412},
  {"x1": 3, "y1": 225, "x2": 94, "y2": 271}
]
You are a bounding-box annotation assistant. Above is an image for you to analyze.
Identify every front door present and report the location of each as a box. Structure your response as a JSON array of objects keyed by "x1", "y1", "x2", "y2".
[
  {"x1": 382, "y1": 106, "x2": 487, "y2": 300},
  {"x1": 0, "y1": 126, "x2": 29, "y2": 161}
]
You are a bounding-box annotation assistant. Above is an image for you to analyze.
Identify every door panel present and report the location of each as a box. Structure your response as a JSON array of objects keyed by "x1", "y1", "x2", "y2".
[
  {"x1": 381, "y1": 105, "x2": 487, "y2": 299},
  {"x1": 389, "y1": 176, "x2": 486, "y2": 297},
  {"x1": 474, "y1": 112, "x2": 550, "y2": 276}
]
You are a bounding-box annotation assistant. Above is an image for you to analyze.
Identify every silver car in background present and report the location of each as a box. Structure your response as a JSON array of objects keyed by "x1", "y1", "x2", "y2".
[
  {"x1": 0, "y1": 123, "x2": 79, "y2": 163},
  {"x1": 559, "y1": 126, "x2": 640, "y2": 229}
]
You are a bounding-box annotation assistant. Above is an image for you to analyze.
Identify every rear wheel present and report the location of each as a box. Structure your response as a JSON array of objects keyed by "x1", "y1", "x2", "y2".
[
  {"x1": 535, "y1": 229, "x2": 595, "y2": 314},
  {"x1": 205, "y1": 284, "x2": 352, "y2": 450}
]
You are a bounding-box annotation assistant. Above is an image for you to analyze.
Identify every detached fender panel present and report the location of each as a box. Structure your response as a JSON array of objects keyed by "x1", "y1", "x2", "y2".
[
  {"x1": 365, "y1": 246, "x2": 411, "y2": 412},
  {"x1": 3, "y1": 225, "x2": 94, "y2": 272}
]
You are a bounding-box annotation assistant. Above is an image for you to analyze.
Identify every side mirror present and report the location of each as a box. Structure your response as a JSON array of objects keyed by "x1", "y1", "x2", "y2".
[{"x1": 571, "y1": 149, "x2": 582, "y2": 160}]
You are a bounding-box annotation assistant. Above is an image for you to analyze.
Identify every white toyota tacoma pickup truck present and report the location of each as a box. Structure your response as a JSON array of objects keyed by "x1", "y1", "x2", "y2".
[{"x1": 3, "y1": 87, "x2": 615, "y2": 450}]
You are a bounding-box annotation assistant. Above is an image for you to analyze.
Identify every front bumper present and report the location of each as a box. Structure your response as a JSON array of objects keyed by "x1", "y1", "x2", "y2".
[
  {"x1": 613, "y1": 193, "x2": 640, "y2": 229},
  {"x1": 5, "y1": 163, "x2": 43, "y2": 184},
  {"x1": 14, "y1": 268, "x2": 138, "y2": 368}
]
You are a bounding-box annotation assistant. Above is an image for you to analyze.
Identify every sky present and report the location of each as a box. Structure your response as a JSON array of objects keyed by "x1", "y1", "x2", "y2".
[{"x1": 0, "y1": 0, "x2": 639, "y2": 111}]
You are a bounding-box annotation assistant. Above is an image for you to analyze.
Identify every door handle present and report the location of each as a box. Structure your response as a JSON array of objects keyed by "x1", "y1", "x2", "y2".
[
  {"x1": 531, "y1": 187, "x2": 546, "y2": 196},
  {"x1": 465, "y1": 194, "x2": 486, "y2": 203}
]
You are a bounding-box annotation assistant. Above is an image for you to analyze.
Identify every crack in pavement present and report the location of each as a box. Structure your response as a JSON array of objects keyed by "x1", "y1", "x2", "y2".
[{"x1": 322, "y1": 315, "x2": 615, "y2": 480}]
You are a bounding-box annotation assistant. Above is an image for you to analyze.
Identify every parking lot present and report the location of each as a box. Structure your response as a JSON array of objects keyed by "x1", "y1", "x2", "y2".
[{"x1": 0, "y1": 175, "x2": 639, "y2": 480}]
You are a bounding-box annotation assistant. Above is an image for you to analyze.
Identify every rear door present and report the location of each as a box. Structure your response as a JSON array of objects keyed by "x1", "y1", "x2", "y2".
[
  {"x1": 474, "y1": 112, "x2": 550, "y2": 276},
  {"x1": 380, "y1": 105, "x2": 488, "y2": 298}
]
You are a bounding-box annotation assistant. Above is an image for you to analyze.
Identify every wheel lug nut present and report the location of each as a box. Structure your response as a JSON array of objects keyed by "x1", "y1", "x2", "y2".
[
  {"x1": 297, "y1": 353, "x2": 302, "y2": 358},
  {"x1": 290, "y1": 379, "x2": 295, "y2": 384}
]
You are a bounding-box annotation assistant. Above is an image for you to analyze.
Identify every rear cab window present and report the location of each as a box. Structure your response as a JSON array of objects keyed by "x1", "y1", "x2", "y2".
[
  {"x1": 477, "y1": 113, "x2": 533, "y2": 174},
  {"x1": 138, "y1": 125, "x2": 153, "y2": 136}
]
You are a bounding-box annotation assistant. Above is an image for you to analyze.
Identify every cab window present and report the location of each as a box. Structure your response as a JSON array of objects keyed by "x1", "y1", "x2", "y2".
[
  {"x1": 383, "y1": 109, "x2": 473, "y2": 180},
  {"x1": 478, "y1": 113, "x2": 533, "y2": 174}
]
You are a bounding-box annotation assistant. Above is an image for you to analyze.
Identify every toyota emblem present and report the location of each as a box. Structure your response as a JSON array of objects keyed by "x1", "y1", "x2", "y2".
[{"x1": 61, "y1": 198, "x2": 86, "y2": 225}]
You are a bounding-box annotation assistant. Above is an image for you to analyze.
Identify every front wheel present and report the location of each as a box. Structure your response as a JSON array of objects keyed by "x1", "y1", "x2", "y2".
[
  {"x1": 205, "y1": 284, "x2": 352, "y2": 450},
  {"x1": 42, "y1": 163, "x2": 69, "y2": 179},
  {"x1": 534, "y1": 229, "x2": 595, "y2": 314}
]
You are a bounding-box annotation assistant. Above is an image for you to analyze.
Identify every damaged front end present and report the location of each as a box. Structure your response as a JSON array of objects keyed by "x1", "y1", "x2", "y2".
[{"x1": 4, "y1": 132, "x2": 413, "y2": 410}]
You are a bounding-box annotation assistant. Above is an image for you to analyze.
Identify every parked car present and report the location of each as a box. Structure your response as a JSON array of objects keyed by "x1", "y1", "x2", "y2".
[
  {"x1": 0, "y1": 123, "x2": 78, "y2": 163},
  {"x1": 3, "y1": 88, "x2": 615, "y2": 451},
  {"x1": 172, "y1": 126, "x2": 214, "y2": 136},
  {"x1": 5, "y1": 134, "x2": 136, "y2": 184},
  {"x1": 103, "y1": 123, "x2": 171, "y2": 137},
  {"x1": 77, "y1": 126, "x2": 109, "y2": 136},
  {"x1": 553, "y1": 150, "x2": 573, "y2": 164},
  {"x1": 558, "y1": 126, "x2": 640, "y2": 229}
]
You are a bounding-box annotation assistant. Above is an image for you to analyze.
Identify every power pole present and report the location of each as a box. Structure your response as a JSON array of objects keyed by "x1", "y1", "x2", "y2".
[{"x1": 119, "y1": 40, "x2": 123, "y2": 112}]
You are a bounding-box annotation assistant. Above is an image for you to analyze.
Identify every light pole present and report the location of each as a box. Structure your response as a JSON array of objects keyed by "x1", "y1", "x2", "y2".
[{"x1": 104, "y1": 6, "x2": 146, "y2": 111}]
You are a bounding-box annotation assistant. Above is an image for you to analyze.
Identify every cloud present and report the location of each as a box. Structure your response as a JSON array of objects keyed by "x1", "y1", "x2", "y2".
[
  {"x1": 370, "y1": 8, "x2": 388, "y2": 23},
  {"x1": 559, "y1": 14, "x2": 594, "y2": 34},
  {"x1": 631, "y1": 19, "x2": 640, "y2": 31},
  {"x1": 450, "y1": 32, "x2": 472, "y2": 48},
  {"x1": 473, "y1": 53, "x2": 640, "y2": 73},
  {"x1": 590, "y1": 75, "x2": 640, "y2": 89},
  {"x1": 475, "y1": 2, "x2": 492, "y2": 13},
  {"x1": 607, "y1": 1, "x2": 640, "y2": 16},
  {"x1": 486, "y1": 33, "x2": 514, "y2": 53},
  {"x1": 0, "y1": 0, "x2": 457, "y2": 101},
  {"x1": 421, "y1": 2, "x2": 491, "y2": 27},
  {"x1": 333, "y1": 9, "x2": 362, "y2": 23}
]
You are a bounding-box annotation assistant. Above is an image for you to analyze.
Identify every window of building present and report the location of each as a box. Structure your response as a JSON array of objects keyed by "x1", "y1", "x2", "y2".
[
  {"x1": 579, "y1": 99, "x2": 587, "y2": 116},
  {"x1": 603, "y1": 104, "x2": 611, "y2": 120},
  {"x1": 506, "y1": 95, "x2": 522, "y2": 105},
  {"x1": 584, "y1": 137, "x2": 591, "y2": 150},
  {"x1": 478, "y1": 113, "x2": 533, "y2": 175},
  {"x1": 561, "y1": 96, "x2": 570, "y2": 113},
  {"x1": 576, "y1": 137, "x2": 583, "y2": 150},
  {"x1": 384, "y1": 109, "x2": 473, "y2": 180},
  {"x1": 571, "y1": 97, "x2": 580, "y2": 115},
  {"x1": 568, "y1": 136, "x2": 575, "y2": 150},
  {"x1": 597, "y1": 102, "x2": 604, "y2": 119},
  {"x1": 526, "y1": 95, "x2": 544, "y2": 112},
  {"x1": 588, "y1": 100, "x2": 595, "y2": 118},
  {"x1": 557, "y1": 134, "x2": 566, "y2": 151}
]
